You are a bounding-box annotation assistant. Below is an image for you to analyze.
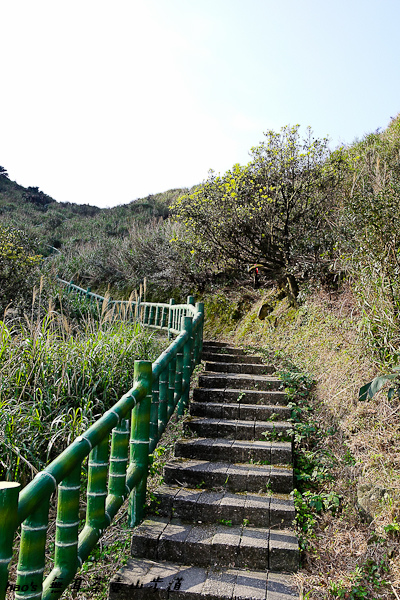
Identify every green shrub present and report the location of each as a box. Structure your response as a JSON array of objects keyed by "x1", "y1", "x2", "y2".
[{"x1": 0, "y1": 226, "x2": 41, "y2": 314}]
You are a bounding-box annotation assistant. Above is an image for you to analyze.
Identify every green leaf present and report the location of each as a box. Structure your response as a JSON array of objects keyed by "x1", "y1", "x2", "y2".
[
  {"x1": 359, "y1": 374, "x2": 399, "y2": 401},
  {"x1": 359, "y1": 382, "x2": 372, "y2": 401}
]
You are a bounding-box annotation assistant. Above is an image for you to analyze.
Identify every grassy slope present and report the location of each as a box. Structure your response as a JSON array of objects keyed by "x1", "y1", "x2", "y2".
[
  {"x1": 0, "y1": 173, "x2": 185, "y2": 253},
  {"x1": 204, "y1": 286, "x2": 400, "y2": 598}
]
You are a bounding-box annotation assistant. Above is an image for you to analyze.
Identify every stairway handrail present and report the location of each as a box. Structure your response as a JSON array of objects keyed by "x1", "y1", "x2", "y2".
[{"x1": 0, "y1": 283, "x2": 204, "y2": 600}]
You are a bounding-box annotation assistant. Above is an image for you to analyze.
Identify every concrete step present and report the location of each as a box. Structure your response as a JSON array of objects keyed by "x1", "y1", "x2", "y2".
[
  {"x1": 202, "y1": 341, "x2": 243, "y2": 351},
  {"x1": 109, "y1": 558, "x2": 299, "y2": 599},
  {"x1": 185, "y1": 417, "x2": 293, "y2": 441},
  {"x1": 163, "y1": 459, "x2": 294, "y2": 494},
  {"x1": 198, "y1": 373, "x2": 283, "y2": 391},
  {"x1": 193, "y1": 387, "x2": 288, "y2": 406},
  {"x1": 202, "y1": 352, "x2": 265, "y2": 364},
  {"x1": 130, "y1": 518, "x2": 299, "y2": 571},
  {"x1": 205, "y1": 361, "x2": 275, "y2": 375},
  {"x1": 151, "y1": 485, "x2": 295, "y2": 528},
  {"x1": 190, "y1": 401, "x2": 291, "y2": 422},
  {"x1": 174, "y1": 438, "x2": 292, "y2": 465}
]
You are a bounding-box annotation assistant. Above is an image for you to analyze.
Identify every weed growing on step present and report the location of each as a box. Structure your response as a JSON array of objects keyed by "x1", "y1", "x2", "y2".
[{"x1": 268, "y1": 412, "x2": 281, "y2": 421}]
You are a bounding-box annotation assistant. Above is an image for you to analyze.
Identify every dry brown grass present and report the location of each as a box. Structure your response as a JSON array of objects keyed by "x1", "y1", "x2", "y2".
[{"x1": 205, "y1": 286, "x2": 400, "y2": 598}]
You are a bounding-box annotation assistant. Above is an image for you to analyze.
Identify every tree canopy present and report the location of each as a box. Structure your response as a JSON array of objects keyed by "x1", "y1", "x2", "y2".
[{"x1": 171, "y1": 125, "x2": 341, "y2": 297}]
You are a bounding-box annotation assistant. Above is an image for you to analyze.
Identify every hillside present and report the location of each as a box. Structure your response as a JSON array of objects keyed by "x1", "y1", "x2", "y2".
[
  {"x1": 2, "y1": 115, "x2": 400, "y2": 597},
  {"x1": 204, "y1": 287, "x2": 400, "y2": 597},
  {"x1": 0, "y1": 168, "x2": 185, "y2": 256}
]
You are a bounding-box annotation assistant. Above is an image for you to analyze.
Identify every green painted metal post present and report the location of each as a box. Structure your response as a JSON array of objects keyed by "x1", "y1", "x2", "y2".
[
  {"x1": 16, "y1": 494, "x2": 51, "y2": 599},
  {"x1": 86, "y1": 436, "x2": 110, "y2": 531},
  {"x1": 149, "y1": 375, "x2": 159, "y2": 452},
  {"x1": 187, "y1": 295, "x2": 195, "y2": 306},
  {"x1": 182, "y1": 316, "x2": 193, "y2": 411},
  {"x1": 176, "y1": 349, "x2": 184, "y2": 417},
  {"x1": 167, "y1": 357, "x2": 177, "y2": 419},
  {"x1": 158, "y1": 367, "x2": 168, "y2": 439},
  {"x1": 149, "y1": 305, "x2": 155, "y2": 326},
  {"x1": 168, "y1": 299, "x2": 175, "y2": 339},
  {"x1": 0, "y1": 482, "x2": 20, "y2": 600},
  {"x1": 129, "y1": 361, "x2": 152, "y2": 527},
  {"x1": 195, "y1": 302, "x2": 204, "y2": 365},
  {"x1": 161, "y1": 306, "x2": 168, "y2": 329},
  {"x1": 136, "y1": 295, "x2": 141, "y2": 322},
  {"x1": 52, "y1": 465, "x2": 81, "y2": 592},
  {"x1": 108, "y1": 418, "x2": 130, "y2": 501}
]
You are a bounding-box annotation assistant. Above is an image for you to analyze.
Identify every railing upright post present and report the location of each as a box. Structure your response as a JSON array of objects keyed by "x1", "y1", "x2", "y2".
[
  {"x1": 16, "y1": 493, "x2": 51, "y2": 599},
  {"x1": 158, "y1": 367, "x2": 168, "y2": 439},
  {"x1": 50, "y1": 464, "x2": 81, "y2": 594},
  {"x1": 181, "y1": 315, "x2": 193, "y2": 411},
  {"x1": 195, "y1": 302, "x2": 204, "y2": 365},
  {"x1": 129, "y1": 361, "x2": 152, "y2": 527},
  {"x1": 187, "y1": 295, "x2": 195, "y2": 306},
  {"x1": 161, "y1": 306, "x2": 168, "y2": 329},
  {"x1": 176, "y1": 347, "x2": 184, "y2": 416},
  {"x1": 0, "y1": 482, "x2": 20, "y2": 600},
  {"x1": 86, "y1": 436, "x2": 110, "y2": 531},
  {"x1": 167, "y1": 357, "x2": 177, "y2": 419},
  {"x1": 149, "y1": 375, "x2": 160, "y2": 453},
  {"x1": 168, "y1": 299, "x2": 175, "y2": 340},
  {"x1": 108, "y1": 418, "x2": 130, "y2": 502}
]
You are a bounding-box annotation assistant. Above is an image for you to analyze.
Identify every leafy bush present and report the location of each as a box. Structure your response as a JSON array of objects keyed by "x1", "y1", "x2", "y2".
[{"x1": 0, "y1": 226, "x2": 41, "y2": 314}]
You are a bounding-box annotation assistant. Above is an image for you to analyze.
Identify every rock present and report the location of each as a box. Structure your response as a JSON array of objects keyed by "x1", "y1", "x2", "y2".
[
  {"x1": 357, "y1": 483, "x2": 387, "y2": 521},
  {"x1": 258, "y1": 303, "x2": 273, "y2": 320}
]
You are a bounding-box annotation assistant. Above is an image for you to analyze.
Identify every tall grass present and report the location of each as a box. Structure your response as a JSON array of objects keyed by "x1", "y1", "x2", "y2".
[{"x1": 0, "y1": 292, "x2": 167, "y2": 485}]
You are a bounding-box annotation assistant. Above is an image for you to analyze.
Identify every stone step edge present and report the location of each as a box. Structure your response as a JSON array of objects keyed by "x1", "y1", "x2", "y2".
[
  {"x1": 186, "y1": 417, "x2": 292, "y2": 426},
  {"x1": 163, "y1": 459, "x2": 293, "y2": 494},
  {"x1": 204, "y1": 362, "x2": 275, "y2": 374},
  {"x1": 202, "y1": 353, "x2": 265, "y2": 363},
  {"x1": 198, "y1": 374, "x2": 283, "y2": 391},
  {"x1": 190, "y1": 401, "x2": 291, "y2": 416},
  {"x1": 193, "y1": 387, "x2": 288, "y2": 405},
  {"x1": 185, "y1": 417, "x2": 293, "y2": 439},
  {"x1": 151, "y1": 484, "x2": 295, "y2": 527},
  {"x1": 130, "y1": 518, "x2": 299, "y2": 572},
  {"x1": 109, "y1": 558, "x2": 299, "y2": 599},
  {"x1": 174, "y1": 437, "x2": 292, "y2": 465}
]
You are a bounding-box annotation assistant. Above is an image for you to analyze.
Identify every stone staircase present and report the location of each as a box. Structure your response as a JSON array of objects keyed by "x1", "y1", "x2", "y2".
[{"x1": 109, "y1": 341, "x2": 299, "y2": 599}]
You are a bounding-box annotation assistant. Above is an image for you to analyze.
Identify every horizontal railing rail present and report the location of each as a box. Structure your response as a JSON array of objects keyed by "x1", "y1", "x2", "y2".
[
  {"x1": 0, "y1": 285, "x2": 204, "y2": 600},
  {"x1": 57, "y1": 279, "x2": 199, "y2": 338}
]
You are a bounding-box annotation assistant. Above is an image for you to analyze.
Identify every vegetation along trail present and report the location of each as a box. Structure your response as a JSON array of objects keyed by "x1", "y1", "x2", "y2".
[{"x1": 2, "y1": 116, "x2": 400, "y2": 597}]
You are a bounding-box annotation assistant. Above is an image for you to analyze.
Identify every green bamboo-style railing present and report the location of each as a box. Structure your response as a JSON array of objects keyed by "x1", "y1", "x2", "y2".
[{"x1": 0, "y1": 286, "x2": 204, "y2": 599}]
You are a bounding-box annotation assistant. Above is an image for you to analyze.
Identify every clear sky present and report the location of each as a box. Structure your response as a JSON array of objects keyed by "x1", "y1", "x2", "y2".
[{"x1": 1, "y1": 0, "x2": 399, "y2": 208}]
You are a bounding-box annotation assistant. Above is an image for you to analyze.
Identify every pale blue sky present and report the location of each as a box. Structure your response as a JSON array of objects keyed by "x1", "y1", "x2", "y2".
[{"x1": 1, "y1": 0, "x2": 399, "y2": 207}]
